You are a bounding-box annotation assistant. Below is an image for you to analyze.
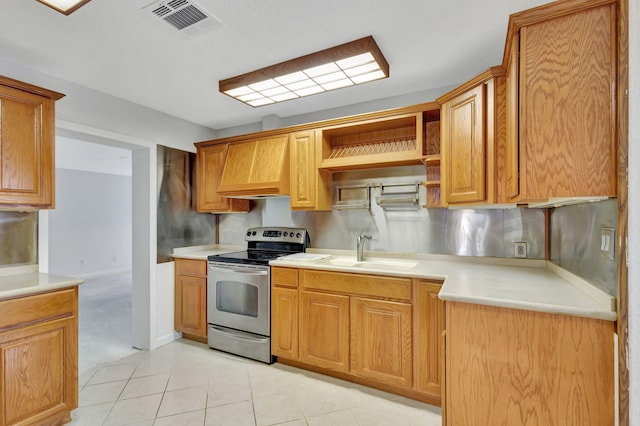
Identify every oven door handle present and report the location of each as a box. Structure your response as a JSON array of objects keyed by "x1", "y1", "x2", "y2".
[{"x1": 208, "y1": 265, "x2": 268, "y2": 276}]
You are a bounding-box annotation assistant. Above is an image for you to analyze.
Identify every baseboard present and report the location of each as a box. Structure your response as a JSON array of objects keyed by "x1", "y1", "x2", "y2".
[
  {"x1": 151, "y1": 331, "x2": 182, "y2": 350},
  {"x1": 63, "y1": 268, "x2": 133, "y2": 279}
]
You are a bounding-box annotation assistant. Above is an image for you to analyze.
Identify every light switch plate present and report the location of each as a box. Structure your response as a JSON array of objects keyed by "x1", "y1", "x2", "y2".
[
  {"x1": 600, "y1": 227, "x2": 615, "y2": 260},
  {"x1": 514, "y1": 242, "x2": 527, "y2": 259}
]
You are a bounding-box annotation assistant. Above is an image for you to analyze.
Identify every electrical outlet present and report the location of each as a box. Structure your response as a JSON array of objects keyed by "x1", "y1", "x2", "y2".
[
  {"x1": 514, "y1": 242, "x2": 527, "y2": 258},
  {"x1": 600, "y1": 227, "x2": 615, "y2": 260}
]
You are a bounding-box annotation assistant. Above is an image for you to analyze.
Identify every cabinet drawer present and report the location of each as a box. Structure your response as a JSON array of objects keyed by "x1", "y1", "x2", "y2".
[
  {"x1": 175, "y1": 259, "x2": 207, "y2": 277},
  {"x1": 0, "y1": 289, "x2": 76, "y2": 331},
  {"x1": 301, "y1": 269, "x2": 411, "y2": 301},
  {"x1": 271, "y1": 267, "x2": 298, "y2": 288}
]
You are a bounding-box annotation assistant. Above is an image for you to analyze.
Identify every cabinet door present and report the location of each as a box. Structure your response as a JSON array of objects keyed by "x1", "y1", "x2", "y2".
[
  {"x1": 175, "y1": 274, "x2": 208, "y2": 338},
  {"x1": 271, "y1": 287, "x2": 298, "y2": 359},
  {"x1": 441, "y1": 84, "x2": 486, "y2": 204},
  {"x1": 300, "y1": 291, "x2": 350, "y2": 372},
  {"x1": 505, "y1": 36, "x2": 521, "y2": 200},
  {"x1": 289, "y1": 130, "x2": 316, "y2": 209},
  {"x1": 0, "y1": 85, "x2": 54, "y2": 207},
  {"x1": 218, "y1": 135, "x2": 290, "y2": 195},
  {"x1": 413, "y1": 280, "x2": 444, "y2": 402},
  {"x1": 351, "y1": 297, "x2": 412, "y2": 387},
  {"x1": 0, "y1": 316, "x2": 77, "y2": 425},
  {"x1": 196, "y1": 144, "x2": 249, "y2": 213},
  {"x1": 289, "y1": 130, "x2": 331, "y2": 210},
  {"x1": 516, "y1": 3, "x2": 616, "y2": 200}
]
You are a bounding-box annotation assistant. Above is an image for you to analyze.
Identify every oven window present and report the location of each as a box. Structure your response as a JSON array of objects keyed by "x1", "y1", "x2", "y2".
[{"x1": 216, "y1": 281, "x2": 259, "y2": 317}]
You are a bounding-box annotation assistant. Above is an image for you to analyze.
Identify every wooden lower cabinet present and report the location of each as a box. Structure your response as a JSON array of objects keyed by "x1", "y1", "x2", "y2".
[
  {"x1": 271, "y1": 287, "x2": 298, "y2": 359},
  {"x1": 0, "y1": 288, "x2": 78, "y2": 426},
  {"x1": 445, "y1": 301, "x2": 614, "y2": 426},
  {"x1": 300, "y1": 291, "x2": 350, "y2": 372},
  {"x1": 271, "y1": 267, "x2": 444, "y2": 406},
  {"x1": 174, "y1": 259, "x2": 208, "y2": 341},
  {"x1": 413, "y1": 280, "x2": 444, "y2": 403},
  {"x1": 351, "y1": 297, "x2": 412, "y2": 388}
]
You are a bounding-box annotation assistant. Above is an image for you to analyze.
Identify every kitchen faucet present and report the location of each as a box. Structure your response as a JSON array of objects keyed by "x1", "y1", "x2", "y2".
[{"x1": 356, "y1": 230, "x2": 372, "y2": 262}]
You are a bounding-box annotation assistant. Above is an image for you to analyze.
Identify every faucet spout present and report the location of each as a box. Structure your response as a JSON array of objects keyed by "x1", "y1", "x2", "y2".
[{"x1": 356, "y1": 231, "x2": 373, "y2": 262}]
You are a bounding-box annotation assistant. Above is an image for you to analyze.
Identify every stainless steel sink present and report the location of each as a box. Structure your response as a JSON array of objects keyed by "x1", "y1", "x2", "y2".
[{"x1": 322, "y1": 256, "x2": 417, "y2": 271}]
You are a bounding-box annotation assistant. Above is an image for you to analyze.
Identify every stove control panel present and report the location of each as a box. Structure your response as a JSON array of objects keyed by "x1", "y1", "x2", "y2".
[{"x1": 245, "y1": 227, "x2": 308, "y2": 245}]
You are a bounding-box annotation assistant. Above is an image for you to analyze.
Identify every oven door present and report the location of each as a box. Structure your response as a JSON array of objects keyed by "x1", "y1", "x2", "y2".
[{"x1": 207, "y1": 262, "x2": 270, "y2": 337}]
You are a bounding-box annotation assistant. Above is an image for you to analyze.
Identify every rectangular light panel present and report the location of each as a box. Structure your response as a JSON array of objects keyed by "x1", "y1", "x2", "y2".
[
  {"x1": 219, "y1": 36, "x2": 389, "y2": 107},
  {"x1": 36, "y1": 0, "x2": 92, "y2": 15}
]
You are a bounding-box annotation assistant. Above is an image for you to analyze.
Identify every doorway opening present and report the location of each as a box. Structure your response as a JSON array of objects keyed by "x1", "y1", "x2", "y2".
[
  {"x1": 39, "y1": 122, "x2": 155, "y2": 374},
  {"x1": 48, "y1": 137, "x2": 136, "y2": 371}
]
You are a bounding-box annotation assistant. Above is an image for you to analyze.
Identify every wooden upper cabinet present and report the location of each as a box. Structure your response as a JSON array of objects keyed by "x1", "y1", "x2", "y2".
[
  {"x1": 196, "y1": 143, "x2": 249, "y2": 213},
  {"x1": 438, "y1": 67, "x2": 505, "y2": 205},
  {"x1": 503, "y1": 0, "x2": 617, "y2": 201},
  {"x1": 318, "y1": 112, "x2": 426, "y2": 171},
  {"x1": 289, "y1": 130, "x2": 332, "y2": 211},
  {"x1": 217, "y1": 135, "x2": 290, "y2": 196},
  {"x1": 0, "y1": 76, "x2": 64, "y2": 208}
]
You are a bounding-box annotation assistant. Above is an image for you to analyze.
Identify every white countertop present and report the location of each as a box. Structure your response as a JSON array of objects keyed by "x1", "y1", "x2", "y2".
[
  {"x1": 0, "y1": 265, "x2": 84, "y2": 300},
  {"x1": 171, "y1": 244, "x2": 244, "y2": 260},
  {"x1": 270, "y1": 249, "x2": 617, "y2": 322}
]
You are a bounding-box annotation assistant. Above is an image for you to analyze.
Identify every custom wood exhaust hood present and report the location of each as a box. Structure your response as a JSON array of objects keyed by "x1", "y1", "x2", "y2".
[{"x1": 216, "y1": 135, "x2": 290, "y2": 197}]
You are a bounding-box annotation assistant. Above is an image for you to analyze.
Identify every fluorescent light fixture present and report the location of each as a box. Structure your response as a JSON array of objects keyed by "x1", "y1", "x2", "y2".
[
  {"x1": 219, "y1": 36, "x2": 389, "y2": 107},
  {"x1": 36, "y1": 0, "x2": 92, "y2": 15}
]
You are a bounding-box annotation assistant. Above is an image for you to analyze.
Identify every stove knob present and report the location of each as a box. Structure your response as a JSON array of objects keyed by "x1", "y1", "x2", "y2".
[
  {"x1": 296, "y1": 232, "x2": 301, "y2": 238},
  {"x1": 246, "y1": 231, "x2": 251, "y2": 237},
  {"x1": 252, "y1": 231, "x2": 257, "y2": 236},
  {"x1": 283, "y1": 232, "x2": 288, "y2": 237}
]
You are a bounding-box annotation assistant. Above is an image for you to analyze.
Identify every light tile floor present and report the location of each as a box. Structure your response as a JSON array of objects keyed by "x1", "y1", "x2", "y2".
[
  {"x1": 72, "y1": 271, "x2": 442, "y2": 425},
  {"x1": 71, "y1": 339, "x2": 442, "y2": 425}
]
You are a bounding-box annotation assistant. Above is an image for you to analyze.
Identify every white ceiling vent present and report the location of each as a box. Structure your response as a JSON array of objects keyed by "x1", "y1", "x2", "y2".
[{"x1": 143, "y1": 0, "x2": 221, "y2": 37}]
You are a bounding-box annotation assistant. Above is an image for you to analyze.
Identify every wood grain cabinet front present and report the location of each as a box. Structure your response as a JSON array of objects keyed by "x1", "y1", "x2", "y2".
[
  {"x1": 272, "y1": 267, "x2": 443, "y2": 405},
  {"x1": 413, "y1": 280, "x2": 444, "y2": 405},
  {"x1": 503, "y1": 0, "x2": 617, "y2": 201},
  {"x1": 299, "y1": 290, "x2": 350, "y2": 372},
  {"x1": 271, "y1": 266, "x2": 300, "y2": 359},
  {"x1": 0, "y1": 76, "x2": 64, "y2": 208},
  {"x1": 350, "y1": 297, "x2": 413, "y2": 388},
  {"x1": 438, "y1": 67, "x2": 505, "y2": 205},
  {"x1": 174, "y1": 258, "x2": 208, "y2": 341},
  {"x1": 196, "y1": 144, "x2": 250, "y2": 213},
  {"x1": 445, "y1": 301, "x2": 614, "y2": 426},
  {"x1": 289, "y1": 130, "x2": 332, "y2": 211},
  {"x1": 0, "y1": 288, "x2": 78, "y2": 426},
  {"x1": 217, "y1": 135, "x2": 290, "y2": 197}
]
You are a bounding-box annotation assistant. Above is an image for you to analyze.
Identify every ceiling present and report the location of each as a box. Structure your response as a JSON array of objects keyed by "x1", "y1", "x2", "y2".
[{"x1": 0, "y1": 0, "x2": 549, "y2": 130}]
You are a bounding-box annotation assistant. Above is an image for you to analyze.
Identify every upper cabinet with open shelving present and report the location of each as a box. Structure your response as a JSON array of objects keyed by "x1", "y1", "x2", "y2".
[{"x1": 318, "y1": 112, "x2": 423, "y2": 171}]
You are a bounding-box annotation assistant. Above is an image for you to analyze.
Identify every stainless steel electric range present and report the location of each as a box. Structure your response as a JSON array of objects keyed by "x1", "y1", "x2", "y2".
[{"x1": 207, "y1": 227, "x2": 309, "y2": 363}]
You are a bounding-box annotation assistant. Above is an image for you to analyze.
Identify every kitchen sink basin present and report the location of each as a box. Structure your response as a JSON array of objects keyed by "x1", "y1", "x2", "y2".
[{"x1": 322, "y1": 256, "x2": 417, "y2": 271}]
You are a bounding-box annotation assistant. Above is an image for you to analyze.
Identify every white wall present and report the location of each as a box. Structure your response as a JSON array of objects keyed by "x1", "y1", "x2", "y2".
[
  {"x1": 0, "y1": 56, "x2": 217, "y2": 351},
  {"x1": 0, "y1": 58, "x2": 218, "y2": 153},
  {"x1": 48, "y1": 168, "x2": 132, "y2": 277},
  {"x1": 628, "y1": 0, "x2": 639, "y2": 422}
]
